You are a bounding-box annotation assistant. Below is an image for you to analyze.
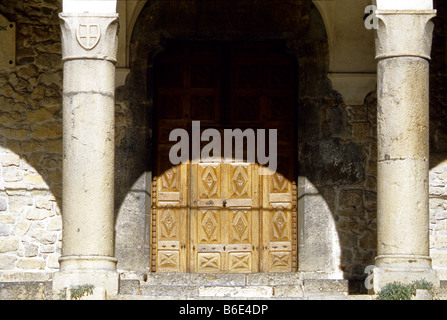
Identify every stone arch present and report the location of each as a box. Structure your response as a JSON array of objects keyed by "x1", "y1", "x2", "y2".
[{"x1": 114, "y1": 0, "x2": 377, "y2": 286}]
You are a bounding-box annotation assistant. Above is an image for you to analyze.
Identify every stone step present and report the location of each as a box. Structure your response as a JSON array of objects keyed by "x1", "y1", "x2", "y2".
[
  {"x1": 117, "y1": 273, "x2": 355, "y2": 299},
  {"x1": 114, "y1": 292, "x2": 374, "y2": 300}
]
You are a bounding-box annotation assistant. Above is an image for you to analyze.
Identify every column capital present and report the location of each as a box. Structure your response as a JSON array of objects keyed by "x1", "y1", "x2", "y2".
[
  {"x1": 375, "y1": 10, "x2": 436, "y2": 60},
  {"x1": 59, "y1": 13, "x2": 119, "y2": 63}
]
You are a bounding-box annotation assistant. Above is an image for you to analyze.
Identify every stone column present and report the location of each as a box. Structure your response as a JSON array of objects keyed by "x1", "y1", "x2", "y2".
[
  {"x1": 373, "y1": 9, "x2": 439, "y2": 292},
  {"x1": 53, "y1": 13, "x2": 119, "y2": 299}
]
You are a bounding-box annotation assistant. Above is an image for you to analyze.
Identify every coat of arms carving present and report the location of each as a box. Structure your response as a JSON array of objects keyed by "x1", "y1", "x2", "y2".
[{"x1": 76, "y1": 24, "x2": 101, "y2": 50}]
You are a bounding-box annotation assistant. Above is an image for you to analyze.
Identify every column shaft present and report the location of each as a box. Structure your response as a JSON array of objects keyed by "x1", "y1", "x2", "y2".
[
  {"x1": 62, "y1": 60, "x2": 115, "y2": 259},
  {"x1": 376, "y1": 57, "x2": 430, "y2": 266},
  {"x1": 53, "y1": 13, "x2": 119, "y2": 298},
  {"x1": 373, "y1": 10, "x2": 438, "y2": 292}
]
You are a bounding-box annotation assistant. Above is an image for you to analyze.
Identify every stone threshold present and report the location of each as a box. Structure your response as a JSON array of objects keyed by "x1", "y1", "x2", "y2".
[
  {"x1": 117, "y1": 272, "x2": 362, "y2": 299},
  {"x1": 0, "y1": 271, "x2": 376, "y2": 300}
]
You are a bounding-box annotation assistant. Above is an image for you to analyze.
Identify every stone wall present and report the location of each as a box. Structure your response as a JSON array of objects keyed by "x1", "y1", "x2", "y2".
[
  {"x1": 0, "y1": 0, "x2": 63, "y2": 273},
  {"x1": 297, "y1": 89, "x2": 378, "y2": 281}
]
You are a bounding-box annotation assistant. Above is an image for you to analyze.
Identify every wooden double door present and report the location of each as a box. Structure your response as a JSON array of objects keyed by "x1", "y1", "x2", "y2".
[{"x1": 151, "y1": 41, "x2": 297, "y2": 273}]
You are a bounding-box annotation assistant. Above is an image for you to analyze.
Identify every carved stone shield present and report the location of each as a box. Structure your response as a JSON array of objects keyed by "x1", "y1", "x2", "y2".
[{"x1": 76, "y1": 24, "x2": 101, "y2": 50}]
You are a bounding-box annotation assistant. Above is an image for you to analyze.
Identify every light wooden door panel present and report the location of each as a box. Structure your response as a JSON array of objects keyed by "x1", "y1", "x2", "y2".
[
  {"x1": 151, "y1": 164, "x2": 189, "y2": 273},
  {"x1": 261, "y1": 172, "x2": 297, "y2": 272},
  {"x1": 190, "y1": 161, "x2": 259, "y2": 273}
]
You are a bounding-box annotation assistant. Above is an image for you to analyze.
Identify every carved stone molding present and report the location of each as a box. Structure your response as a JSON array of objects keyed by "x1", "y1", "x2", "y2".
[
  {"x1": 328, "y1": 72, "x2": 377, "y2": 105},
  {"x1": 59, "y1": 13, "x2": 119, "y2": 63},
  {"x1": 375, "y1": 10, "x2": 436, "y2": 60}
]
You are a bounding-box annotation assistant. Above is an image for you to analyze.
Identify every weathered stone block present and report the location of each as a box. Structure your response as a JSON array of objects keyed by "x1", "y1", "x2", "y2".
[
  {"x1": 1, "y1": 153, "x2": 20, "y2": 167},
  {"x1": 24, "y1": 207, "x2": 49, "y2": 220},
  {"x1": 0, "y1": 224, "x2": 10, "y2": 236},
  {"x1": 23, "y1": 243, "x2": 38, "y2": 257},
  {"x1": 303, "y1": 279, "x2": 349, "y2": 293},
  {"x1": 273, "y1": 285, "x2": 304, "y2": 297},
  {"x1": 0, "y1": 282, "x2": 51, "y2": 300},
  {"x1": 29, "y1": 228, "x2": 57, "y2": 244},
  {"x1": 16, "y1": 258, "x2": 45, "y2": 270},
  {"x1": 0, "y1": 197, "x2": 7, "y2": 211},
  {"x1": 198, "y1": 286, "x2": 273, "y2": 298},
  {"x1": 0, "y1": 255, "x2": 17, "y2": 269},
  {"x1": 339, "y1": 189, "x2": 363, "y2": 210},
  {"x1": 47, "y1": 254, "x2": 59, "y2": 269},
  {"x1": 0, "y1": 215, "x2": 14, "y2": 224},
  {"x1": 31, "y1": 122, "x2": 62, "y2": 139},
  {"x1": 190, "y1": 273, "x2": 246, "y2": 287},
  {"x1": 3, "y1": 167, "x2": 24, "y2": 182},
  {"x1": 140, "y1": 285, "x2": 197, "y2": 297},
  {"x1": 0, "y1": 238, "x2": 19, "y2": 253},
  {"x1": 14, "y1": 220, "x2": 31, "y2": 236},
  {"x1": 119, "y1": 279, "x2": 141, "y2": 295},
  {"x1": 47, "y1": 216, "x2": 62, "y2": 231}
]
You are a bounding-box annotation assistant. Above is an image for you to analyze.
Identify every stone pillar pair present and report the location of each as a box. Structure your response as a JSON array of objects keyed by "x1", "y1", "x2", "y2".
[
  {"x1": 52, "y1": 13, "x2": 119, "y2": 298},
  {"x1": 373, "y1": 9, "x2": 439, "y2": 292},
  {"x1": 51, "y1": 4, "x2": 440, "y2": 297}
]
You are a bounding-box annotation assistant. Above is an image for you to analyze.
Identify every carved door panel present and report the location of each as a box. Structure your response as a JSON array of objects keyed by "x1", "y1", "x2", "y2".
[
  {"x1": 151, "y1": 163, "x2": 189, "y2": 272},
  {"x1": 261, "y1": 172, "x2": 297, "y2": 272},
  {"x1": 190, "y1": 161, "x2": 259, "y2": 273},
  {"x1": 152, "y1": 42, "x2": 222, "y2": 272}
]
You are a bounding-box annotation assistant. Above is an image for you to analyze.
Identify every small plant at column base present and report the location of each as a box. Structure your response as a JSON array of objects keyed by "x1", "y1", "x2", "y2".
[
  {"x1": 377, "y1": 279, "x2": 435, "y2": 300},
  {"x1": 411, "y1": 279, "x2": 436, "y2": 299},
  {"x1": 377, "y1": 282, "x2": 415, "y2": 300},
  {"x1": 69, "y1": 284, "x2": 95, "y2": 300}
]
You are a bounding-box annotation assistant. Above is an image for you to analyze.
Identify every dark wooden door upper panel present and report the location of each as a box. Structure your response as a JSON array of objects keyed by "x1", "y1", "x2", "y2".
[{"x1": 155, "y1": 41, "x2": 297, "y2": 178}]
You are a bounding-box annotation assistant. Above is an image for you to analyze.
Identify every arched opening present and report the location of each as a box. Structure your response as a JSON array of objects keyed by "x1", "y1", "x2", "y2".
[
  {"x1": 116, "y1": 0, "x2": 346, "y2": 282},
  {"x1": 152, "y1": 41, "x2": 297, "y2": 273}
]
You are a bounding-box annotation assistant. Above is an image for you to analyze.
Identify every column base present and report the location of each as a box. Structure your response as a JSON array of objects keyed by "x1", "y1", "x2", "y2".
[
  {"x1": 53, "y1": 255, "x2": 119, "y2": 300},
  {"x1": 372, "y1": 265, "x2": 439, "y2": 294}
]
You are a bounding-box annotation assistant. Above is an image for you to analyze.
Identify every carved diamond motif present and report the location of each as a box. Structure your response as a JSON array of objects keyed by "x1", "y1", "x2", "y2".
[
  {"x1": 232, "y1": 211, "x2": 249, "y2": 242},
  {"x1": 201, "y1": 211, "x2": 218, "y2": 242},
  {"x1": 161, "y1": 167, "x2": 178, "y2": 191},
  {"x1": 272, "y1": 211, "x2": 287, "y2": 241},
  {"x1": 201, "y1": 166, "x2": 218, "y2": 197},
  {"x1": 160, "y1": 209, "x2": 177, "y2": 239},
  {"x1": 272, "y1": 173, "x2": 288, "y2": 193},
  {"x1": 231, "y1": 166, "x2": 248, "y2": 197}
]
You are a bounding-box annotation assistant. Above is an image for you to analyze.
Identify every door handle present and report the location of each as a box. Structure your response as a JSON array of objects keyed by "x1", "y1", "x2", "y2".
[{"x1": 222, "y1": 199, "x2": 227, "y2": 208}]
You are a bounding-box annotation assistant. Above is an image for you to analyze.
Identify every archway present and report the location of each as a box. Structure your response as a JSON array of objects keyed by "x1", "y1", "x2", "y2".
[{"x1": 116, "y1": 0, "x2": 346, "y2": 281}]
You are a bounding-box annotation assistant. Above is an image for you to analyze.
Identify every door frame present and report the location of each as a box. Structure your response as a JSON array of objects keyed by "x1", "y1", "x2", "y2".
[{"x1": 151, "y1": 40, "x2": 298, "y2": 273}]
